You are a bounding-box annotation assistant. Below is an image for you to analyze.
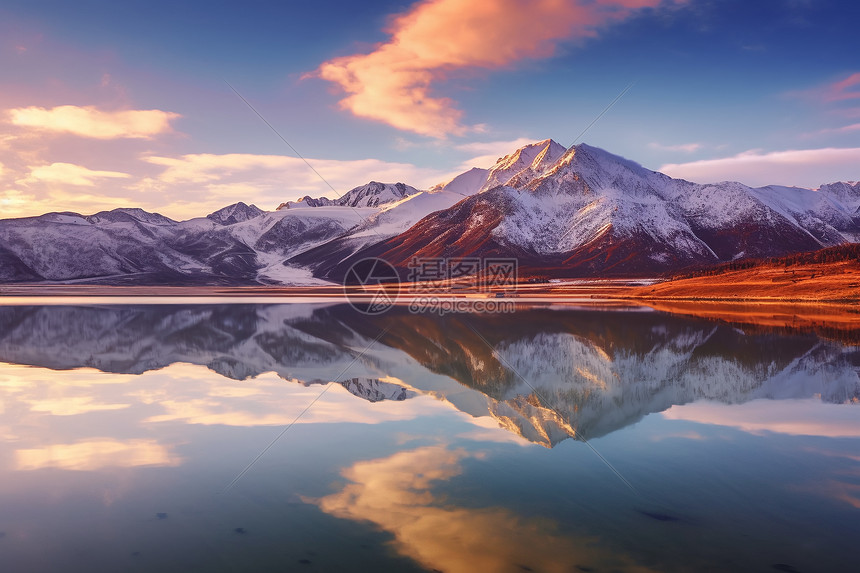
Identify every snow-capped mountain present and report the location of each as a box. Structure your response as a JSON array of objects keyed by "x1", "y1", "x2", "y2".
[
  {"x1": 303, "y1": 143, "x2": 859, "y2": 280},
  {"x1": 0, "y1": 140, "x2": 857, "y2": 284}
]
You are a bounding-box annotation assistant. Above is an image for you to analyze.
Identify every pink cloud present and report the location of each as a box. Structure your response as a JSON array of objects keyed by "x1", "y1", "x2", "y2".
[
  {"x1": 824, "y1": 72, "x2": 860, "y2": 102},
  {"x1": 792, "y1": 72, "x2": 860, "y2": 104},
  {"x1": 314, "y1": 0, "x2": 681, "y2": 137}
]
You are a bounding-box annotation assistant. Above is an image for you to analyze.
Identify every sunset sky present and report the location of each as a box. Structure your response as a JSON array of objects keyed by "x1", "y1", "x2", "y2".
[{"x1": 1, "y1": 0, "x2": 859, "y2": 220}]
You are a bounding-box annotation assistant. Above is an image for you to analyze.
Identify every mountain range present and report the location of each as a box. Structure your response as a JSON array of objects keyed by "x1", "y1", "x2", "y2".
[{"x1": 1, "y1": 139, "x2": 857, "y2": 285}]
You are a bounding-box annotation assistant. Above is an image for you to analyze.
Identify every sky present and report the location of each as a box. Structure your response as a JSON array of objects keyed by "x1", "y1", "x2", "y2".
[{"x1": 1, "y1": 0, "x2": 859, "y2": 220}]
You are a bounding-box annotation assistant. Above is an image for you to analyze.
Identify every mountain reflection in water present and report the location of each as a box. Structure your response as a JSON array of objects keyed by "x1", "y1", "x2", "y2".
[{"x1": 0, "y1": 303, "x2": 856, "y2": 447}]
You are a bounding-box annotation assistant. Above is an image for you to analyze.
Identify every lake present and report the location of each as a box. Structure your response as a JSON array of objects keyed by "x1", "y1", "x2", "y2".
[{"x1": 0, "y1": 302, "x2": 858, "y2": 572}]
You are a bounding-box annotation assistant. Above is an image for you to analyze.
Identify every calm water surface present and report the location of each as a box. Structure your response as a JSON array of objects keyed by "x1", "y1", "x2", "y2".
[{"x1": 0, "y1": 302, "x2": 858, "y2": 572}]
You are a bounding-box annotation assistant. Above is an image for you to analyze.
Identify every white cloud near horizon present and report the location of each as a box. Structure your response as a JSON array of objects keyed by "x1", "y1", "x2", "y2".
[
  {"x1": 663, "y1": 399, "x2": 860, "y2": 439},
  {"x1": 19, "y1": 162, "x2": 131, "y2": 186},
  {"x1": 15, "y1": 439, "x2": 179, "y2": 471},
  {"x1": 1, "y1": 144, "x2": 510, "y2": 220},
  {"x1": 314, "y1": 0, "x2": 683, "y2": 137},
  {"x1": 144, "y1": 152, "x2": 457, "y2": 213},
  {"x1": 660, "y1": 147, "x2": 860, "y2": 187}
]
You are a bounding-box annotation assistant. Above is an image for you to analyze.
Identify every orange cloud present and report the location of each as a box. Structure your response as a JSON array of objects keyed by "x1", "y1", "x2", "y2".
[
  {"x1": 0, "y1": 189, "x2": 35, "y2": 215},
  {"x1": 315, "y1": 0, "x2": 676, "y2": 137},
  {"x1": 314, "y1": 445, "x2": 655, "y2": 572},
  {"x1": 7, "y1": 105, "x2": 179, "y2": 139}
]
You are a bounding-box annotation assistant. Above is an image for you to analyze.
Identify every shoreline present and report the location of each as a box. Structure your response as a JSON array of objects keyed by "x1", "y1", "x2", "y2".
[
  {"x1": 0, "y1": 282, "x2": 858, "y2": 304},
  {"x1": 2, "y1": 284, "x2": 856, "y2": 344}
]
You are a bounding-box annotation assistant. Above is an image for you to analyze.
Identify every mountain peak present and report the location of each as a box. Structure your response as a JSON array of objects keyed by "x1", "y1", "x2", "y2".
[
  {"x1": 207, "y1": 202, "x2": 264, "y2": 225},
  {"x1": 532, "y1": 142, "x2": 668, "y2": 195},
  {"x1": 493, "y1": 139, "x2": 565, "y2": 171},
  {"x1": 278, "y1": 181, "x2": 420, "y2": 210},
  {"x1": 480, "y1": 138, "x2": 568, "y2": 192},
  {"x1": 817, "y1": 180, "x2": 860, "y2": 212},
  {"x1": 86, "y1": 208, "x2": 176, "y2": 226}
]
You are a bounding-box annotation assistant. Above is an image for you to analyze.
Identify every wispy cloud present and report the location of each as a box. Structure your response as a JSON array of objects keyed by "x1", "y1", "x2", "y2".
[
  {"x1": 803, "y1": 122, "x2": 860, "y2": 138},
  {"x1": 660, "y1": 147, "x2": 860, "y2": 187},
  {"x1": 648, "y1": 141, "x2": 702, "y2": 153},
  {"x1": 789, "y1": 72, "x2": 860, "y2": 107},
  {"x1": 314, "y1": 0, "x2": 683, "y2": 137},
  {"x1": 7, "y1": 105, "x2": 180, "y2": 139}
]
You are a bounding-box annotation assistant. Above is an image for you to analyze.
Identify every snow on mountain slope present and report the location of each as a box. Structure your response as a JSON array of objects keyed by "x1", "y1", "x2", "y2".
[
  {"x1": 819, "y1": 181, "x2": 860, "y2": 213},
  {"x1": 0, "y1": 210, "x2": 199, "y2": 282},
  {"x1": 176, "y1": 206, "x2": 373, "y2": 284},
  {"x1": 285, "y1": 183, "x2": 479, "y2": 275},
  {"x1": 348, "y1": 187, "x2": 473, "y2": 238},
  {"x1": 87, "y1": 208, "x2": 177, "y2": 226},
  {"x1": 428, "y1": 167, "x2": 489, "y2": 196}
]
